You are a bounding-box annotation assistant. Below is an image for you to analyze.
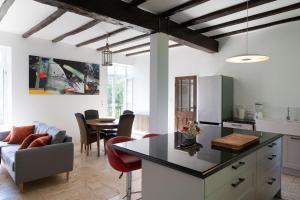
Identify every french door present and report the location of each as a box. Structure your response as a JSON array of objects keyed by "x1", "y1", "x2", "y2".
[{"x1": 175, "y1": 76, "x2": 197, "y2": 131}]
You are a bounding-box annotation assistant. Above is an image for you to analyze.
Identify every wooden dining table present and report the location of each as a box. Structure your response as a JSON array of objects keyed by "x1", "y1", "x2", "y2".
[{"x1": 86, "y1": 119, "x2": 118, "y2": 157}]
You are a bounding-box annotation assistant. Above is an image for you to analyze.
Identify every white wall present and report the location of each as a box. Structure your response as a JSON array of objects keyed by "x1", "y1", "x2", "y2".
[
  {"x1": 0, "y1": 31, "x2": 134, "y2": 142},
  {"x1": 131, "y1": 21, "x2": 300, "y2": 132}
]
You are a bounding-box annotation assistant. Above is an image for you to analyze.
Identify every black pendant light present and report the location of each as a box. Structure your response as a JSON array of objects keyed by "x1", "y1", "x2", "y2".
[{"x1": 102, "y1": 35, "x2": 112, "y2": 66}]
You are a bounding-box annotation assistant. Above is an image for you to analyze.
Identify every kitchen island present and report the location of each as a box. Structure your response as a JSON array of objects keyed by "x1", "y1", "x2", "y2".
[{"x1": 114, "y1": 126, "x2": 282, "y2": 200}]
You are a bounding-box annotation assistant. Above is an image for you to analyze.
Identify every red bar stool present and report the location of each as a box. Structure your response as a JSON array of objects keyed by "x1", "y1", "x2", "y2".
[
  {"x1": 106, "y1": 136, "x2": 141, "y2": 200},
  {"x1": 143, "y1": 133, "x2": 160, "y2": 138}
]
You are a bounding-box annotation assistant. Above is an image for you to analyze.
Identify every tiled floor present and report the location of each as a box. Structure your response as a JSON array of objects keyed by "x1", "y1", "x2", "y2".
[{"x1": 0, "y1": 143, "x2": 299, "y2": 200}]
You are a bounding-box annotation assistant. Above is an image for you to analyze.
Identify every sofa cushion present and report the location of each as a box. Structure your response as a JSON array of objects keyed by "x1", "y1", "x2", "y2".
[
  {"x1": 19, "y1": 133, "x2": 48, "y2": 149},
  {"x1": 1, "y1": 144, "x2": 19, "y2": 171},
  {"x1": 28, "y1": 135, "x2": 52, "y2": 148},
  {"x1": 34, "y1": 122, "x2": 49, "y2": 134},
  {"x1": 8, "y1": 125, "x2": 34, "y2": 144},
  {"x1": 47, "y1": 127, "x2": 66, "y2": 144}
]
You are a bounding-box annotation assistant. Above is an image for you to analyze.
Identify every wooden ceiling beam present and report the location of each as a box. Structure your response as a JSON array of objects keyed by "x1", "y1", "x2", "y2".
[
  {"x1": 198, "y1": 2, "x2": 300, "y2": 33},
  {"x1": 181, "y1": 0, "x2": 276, "y2": 27},
  {"x1": 97, "y1": 33, "x2": 149, "y2": 51},
  {"x1": 52, "y1": 19, "x2": 101, "y2": 43},
  {"x1": 76, "y1": 27, "x2": 127, "y2": 47},
  {"x1": 33, "y1": 0, "x2": 218, "y2": 53},
  {"x1": 211, "y1": 16, "x2": 300, "y2": 39},
  {"x1": 126, "y1": 43, "x2": 183, "y2": 56},
  {"x1": 22, "y1": 9, "x2": 66, "y2": 38},
  {"x1": 113, "y1": 42, "x2": 150, "y2": 54},
  {"x1": 160, "y1": 0, "x2": 210, "y2": 17},
  {"x1": 0, "y1": 0, "x2": 15, "y2": 23},
  {"x1": 130, "y1": 0, "x2": 147, "y2": 6}
]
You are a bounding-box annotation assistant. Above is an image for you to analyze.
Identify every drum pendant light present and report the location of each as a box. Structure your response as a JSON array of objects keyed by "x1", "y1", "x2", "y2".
[{"x1": 226, "y1": 0, "x2": 270, "y2": 64}]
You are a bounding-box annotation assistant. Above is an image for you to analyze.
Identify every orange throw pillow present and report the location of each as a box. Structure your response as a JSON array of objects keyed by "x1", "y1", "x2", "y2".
[
  {"x1": 8, "y1": 125, "x2": 34, "y2": 144},
  {"x1": 28, "y1": 135, "x2": 52, "y2": 148},
  {"x1": 3, "y1": 133, "x2": 11, "y2": 142},
  {"x1": 19, "y1": 133, "x2": 48, "y2": 150}
]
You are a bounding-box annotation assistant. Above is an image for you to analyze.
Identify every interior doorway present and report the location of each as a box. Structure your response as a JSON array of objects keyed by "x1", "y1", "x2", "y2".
[{"x1": 175, "y1": 76, "x2": 197, "y2": 131}]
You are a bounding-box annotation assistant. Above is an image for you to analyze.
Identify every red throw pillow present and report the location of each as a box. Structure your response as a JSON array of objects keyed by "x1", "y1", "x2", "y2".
[
  {"x1": 8, "y1": 125, "x2": 34, "y2": 144},
  {"x1": 19, "y1": 133, "x2": 48, "y2": 150},
  {"x1": 3, "y1": 133, "x2": 11, "y2": 142},
  {"x1": 28, "y1": 135, "x2": 52, "y2": 148}
]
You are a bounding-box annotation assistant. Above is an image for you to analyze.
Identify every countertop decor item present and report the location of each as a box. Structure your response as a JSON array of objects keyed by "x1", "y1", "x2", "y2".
[
  {"x1": 226, "y1": 0, "x2": 270, "y2": 64},
  {"x1": 180, "y1": 121, "x2": 201, "y2": 139}
]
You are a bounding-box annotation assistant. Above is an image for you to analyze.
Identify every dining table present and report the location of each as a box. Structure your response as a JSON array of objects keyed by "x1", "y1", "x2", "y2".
[{"x1": 86, "y1": 119, "x2": 119, "y2": 157}]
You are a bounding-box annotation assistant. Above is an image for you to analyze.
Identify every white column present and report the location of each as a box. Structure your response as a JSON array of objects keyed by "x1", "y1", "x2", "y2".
[{"x1": 149, "y1": 33, "x2": 169, "y2": 133}]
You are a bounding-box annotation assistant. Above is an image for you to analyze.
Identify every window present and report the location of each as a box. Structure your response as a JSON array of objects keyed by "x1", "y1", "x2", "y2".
[
  {"x1": 0, "y1": 46, "x2": 11, "y2": 126},
  {"x1": 107, "y1": 63, "x2": 133, "y2": 118}
]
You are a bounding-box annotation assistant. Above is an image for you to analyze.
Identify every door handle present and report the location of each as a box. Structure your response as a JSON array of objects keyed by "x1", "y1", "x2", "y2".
[
  {"x1": 267, "y1": 178, "x2": 276, "y2": 185},
  {"x1": 268, "y1": 142, "x2": 277, "y2": 148}
]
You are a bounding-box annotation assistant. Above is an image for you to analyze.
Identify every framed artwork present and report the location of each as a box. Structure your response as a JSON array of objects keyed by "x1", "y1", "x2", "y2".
[{"x1": 29, "y1": 55, "x2": 100, "y2": 95}]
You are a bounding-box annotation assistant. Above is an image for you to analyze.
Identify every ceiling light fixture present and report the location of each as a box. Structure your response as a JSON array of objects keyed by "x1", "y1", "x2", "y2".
[
  {"x1": 226, "y1": 0, "x2": 270, "y2": 64},
  {"x1": 102, "y1": 35, "x2": 112, "y2": 66}
]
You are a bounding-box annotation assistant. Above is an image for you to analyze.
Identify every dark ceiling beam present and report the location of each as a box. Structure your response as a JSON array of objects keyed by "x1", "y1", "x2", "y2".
[
  {"x1": 113, "y1": 42, "x2": 150, "y2": 54},
  {"x1": 52, "y1": 19, "x2": 101, "y2": 42},
  {"x1": 33, "y1": 0, "x2": 218, "y2": 53},
  {"x1": 0, "y1": 0, "x2": 15, "y2": 23},
  {"x1": 160, "y1": 0, "x2": 210, "y2": 17},
  {"x1": 198, "y1": 2, "x2": 300, "y2": 33},
  {"x1": 211, "y1": 16, "x2": 300, "y2": 39},
  {"x1": 76, "y1": 27, "x2": 127, "y2": 47},
  {"x1": 22, "y1": 9, "x2": 66, "y2": 38},
  {"x1": 130, "y1": 0, "x2": 147, "y2": 6},
  {"x1": 97, "y1": 33, "x2": 149, "y2": 51},
  {"x1": 181, "y1": 0, "x2": 276, "y2": 27},
  {"x1": 126, "y1": 43, "x2": 183, "y2": 56}
]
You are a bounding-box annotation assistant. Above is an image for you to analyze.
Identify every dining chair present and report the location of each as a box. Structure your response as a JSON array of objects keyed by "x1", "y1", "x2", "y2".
[
  {"x1": 123, "y1": 110, "x2": 134, "y2": 115},
  {"x1": 75, "y1": 113, "x2": 102, "y2": 156},
  {"x1": 103, "y1": 114, "x2": 135, "y2": 142},
  {"x1": 84, "y1": 109, "x2": 99, "y2": 120}
]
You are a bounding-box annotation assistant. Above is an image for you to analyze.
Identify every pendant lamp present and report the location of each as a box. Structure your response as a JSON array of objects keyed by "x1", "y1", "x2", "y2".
[
  {"x1": 226, "y1": 0, "x2": 270, "y2": 63},
  {"x1": 102, "y1": 35, "x2": 113, "y2": 66}
]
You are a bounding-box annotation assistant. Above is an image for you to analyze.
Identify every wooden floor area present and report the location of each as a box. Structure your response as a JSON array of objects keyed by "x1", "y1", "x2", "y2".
[{"x1": 0, "y1": 143, "x2": 299, "y2": 200}]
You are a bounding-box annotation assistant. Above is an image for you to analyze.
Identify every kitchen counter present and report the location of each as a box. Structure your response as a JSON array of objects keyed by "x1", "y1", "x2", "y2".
[
  {"x1": 114, "y1": 126, "x2": 281, "y2": 178},
  {"x1": 114, "y1": 126, "x2": 282, "y2": 200}
]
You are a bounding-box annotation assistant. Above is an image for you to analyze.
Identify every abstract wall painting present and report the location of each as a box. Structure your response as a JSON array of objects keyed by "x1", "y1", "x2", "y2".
[{"x1": 29, "y1": 55, "x2": 100, "y2": 95}]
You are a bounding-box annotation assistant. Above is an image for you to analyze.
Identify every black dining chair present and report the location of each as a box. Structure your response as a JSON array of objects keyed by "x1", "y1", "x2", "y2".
[
  {"x1": 123, "y1": 110, "x2": 134, "y2": 115},
  {"x1": 84, "y1": 110, "x2": 99, "y2": 120},
  {"x1": 75, "y1": 113, "x2": 102, "y2": 156},
  {"x1": 102, "y1": 114, "x2": 135, "y2": 143}
]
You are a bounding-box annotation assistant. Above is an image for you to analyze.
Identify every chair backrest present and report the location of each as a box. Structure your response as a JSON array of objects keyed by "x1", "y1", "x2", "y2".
[
  {"x1": 75, "y1": 113, "x2": 88, "y2": 143},
  {"x1": 123, "y1": 110, "x2": 134, "y2": 115},
  {"x1": 106, "y1": 136, "x2": 136, "y2": 172},
  {"x1": 84, "y1": 110, "x2": 99, "y2": 120},
  {"x1": 117, "y1": 114, "x2": 135, "y2": 137}
]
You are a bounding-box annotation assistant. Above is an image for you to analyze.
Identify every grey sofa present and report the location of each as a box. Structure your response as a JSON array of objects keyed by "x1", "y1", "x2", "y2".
[{"x1": 0, "y1": 122, "x2": 74, "y2": 191}]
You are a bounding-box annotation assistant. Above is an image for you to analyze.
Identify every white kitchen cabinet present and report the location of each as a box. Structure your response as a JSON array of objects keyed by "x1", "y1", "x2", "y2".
[{"x1": 283, "y1": 135, "x2": 300, "y2": 170}]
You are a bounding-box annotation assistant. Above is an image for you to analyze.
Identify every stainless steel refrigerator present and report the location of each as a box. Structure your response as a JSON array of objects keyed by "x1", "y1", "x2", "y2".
[{"x1": 198, "y1": 75, "x2": 233, "y2": 126}]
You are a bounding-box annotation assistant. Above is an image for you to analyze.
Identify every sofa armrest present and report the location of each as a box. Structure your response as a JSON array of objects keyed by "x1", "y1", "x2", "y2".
[
  {"x1": 0, "y1": 131, "x2": 10, "y2": 141},
  {"x1": 14, "y1": 142, "x2": 74, "y2": 184}
]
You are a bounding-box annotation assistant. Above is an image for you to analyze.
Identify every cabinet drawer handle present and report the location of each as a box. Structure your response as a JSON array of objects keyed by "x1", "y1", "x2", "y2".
[
  {"x1": 268, "y1": 142, "x2": 277, "y2": 148},
  {"x1": 231, "y1": 178, "x2": 245, "y2": 188},
  {"x1": 267, "y1": 178, "x2": 276, "y2": 185},
  {"x1": 291, "y1": 136, "x2": 300, "y2": 140},
  {"x1": 232, "y1": 161, "x2": 245, "y2": 170},
  {"x1": 268, "y1": 155, "x2": 277, "y2": 160}
]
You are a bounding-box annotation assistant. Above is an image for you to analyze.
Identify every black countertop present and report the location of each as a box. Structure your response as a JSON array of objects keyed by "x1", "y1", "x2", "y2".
[{"x1": 113, "y1": 125, "x2": 282, "y2": 179}]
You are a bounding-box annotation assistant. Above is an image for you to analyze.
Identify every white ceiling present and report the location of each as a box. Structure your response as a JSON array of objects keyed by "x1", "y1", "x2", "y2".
[{"x1": 0, "y1": 0, "x2": 299, "y2": 55}]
